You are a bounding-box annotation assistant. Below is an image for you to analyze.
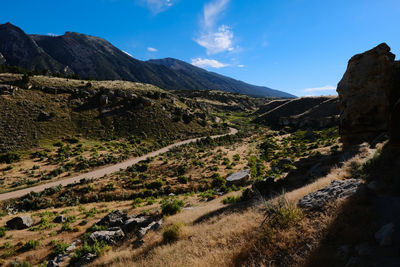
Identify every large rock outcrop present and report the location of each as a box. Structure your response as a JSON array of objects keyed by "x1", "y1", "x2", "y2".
[{"x1": 337, "y1": 43, "x2": 400, "y2": 145}]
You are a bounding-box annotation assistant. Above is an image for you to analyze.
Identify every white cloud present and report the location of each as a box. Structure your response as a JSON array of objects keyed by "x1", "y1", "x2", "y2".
[
  {"x1": 147, "y1": 47, "x2": 158, "y2": 52},
  {"x1": 196, "y1": 25, "x2": 234, "y2": 55},
  {"x1": 138, "y1": 0, "x2": 175, "y2": 14},
  {"x1": 195, "y1": 0, "x2": 234, "y2": 55},
  {"x1": 237, "y1": 64, "x2": 245, "y2": 68},
  {"x1": 191, "y1": 58, "x2": 229, "y2": 69},
  {"x1": 304, "y1": 85, "x2": 336, "y2": 92}
]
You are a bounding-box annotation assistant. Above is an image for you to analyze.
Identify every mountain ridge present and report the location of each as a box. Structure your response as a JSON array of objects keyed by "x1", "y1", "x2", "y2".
[{"x1": 0, "y1": 23, "x2": 296, "y2": 98}]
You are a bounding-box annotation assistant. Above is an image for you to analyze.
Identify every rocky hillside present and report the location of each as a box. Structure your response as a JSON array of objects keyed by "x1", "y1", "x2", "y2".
[
  {"x1": 0, "y1": 23, "x2": 295, "y2": 98},
  {"x1": 253, "y1": 96, "x2": 339, "y2": 129},
  {"x1": 0, "y1": 73, "x2": 218, "y2": 153}
]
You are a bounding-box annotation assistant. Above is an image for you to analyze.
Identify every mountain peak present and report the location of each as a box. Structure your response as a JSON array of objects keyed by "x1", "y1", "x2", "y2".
[{"x1": 0, "y1": 23, "x2": 295, "y2": 98}]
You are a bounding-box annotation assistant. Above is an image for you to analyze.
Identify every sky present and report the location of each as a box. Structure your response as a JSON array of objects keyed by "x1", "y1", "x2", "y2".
[{"x1": 2, "y1": 0, "x2": 400, "y2": 96}]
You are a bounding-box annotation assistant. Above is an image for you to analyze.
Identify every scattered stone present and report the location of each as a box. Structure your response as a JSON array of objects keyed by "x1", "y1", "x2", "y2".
[
  {"x1": 298, "y1": 179, "x2": 362, "y2": 209},
  {"x1": 66, "y1": 240, "x2": 80, "y2": 253},
  {"x1": 47, "y1": 260, "x2": 59, "y2": 267},
  {"x1": 96, "y1": 210, "x2": 128, "y2": 227},
  {"x1": 226, "y1": 169, "x2": 250, "y2": 186},
  {"x1": 88, "y1": 228, "x2": 125, "y2": 245},
  {"x1": 53, "y1": 215, "x2": 67, "y2": 223},
  {"x1": 6, "y1": 215, "x2": 33, "y2": 229},
  {"x1": 122, "y1": 216, "x2": 153, "y2": 234},
  {"x1": 137, "y1": 219, "x2": 163, "y2": 239},
  {"x1": 375, "y1": 223, "x2": 395, "y2": 246}
]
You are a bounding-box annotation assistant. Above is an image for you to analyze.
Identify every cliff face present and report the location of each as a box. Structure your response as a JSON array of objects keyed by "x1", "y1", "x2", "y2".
[{"x1": 337, "y1": 43, "x2": 400, "y2": 145}]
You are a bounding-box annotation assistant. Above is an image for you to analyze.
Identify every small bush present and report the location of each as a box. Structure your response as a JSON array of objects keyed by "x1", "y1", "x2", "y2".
[
  {"x1": 222, "y1": 195, "x2": 241, "y2": 204},
  {"x1": 177, "y1": 175, "x2": 188, "y2": 184},
  {"x1": 163, "y1": 223, "x2": 184, "y2": 243},
  {"x1": 20, "y1": 240, "x2": 40, "y2": 252},
  {"x1": 161, "y1": 198, "x2": 184, "y2": 215},
  {"x1": 0, "y1": 227, "x2": 6, "y2": 237},
  {"x1": 263, "y1": 195, "x2": 302, "y2": 230},
  {"x1": 0, "y1": 152, "x2": 21, "y2": 164},
  {"x1": 211, "y1": 173, "x2": 225, "y2": 188},
  {"x1": 70, "y1": 240, "x2": 110, "y2": 264},
  {"x1": 52, "y1": 241, "x2": 69, "y2": 255}
]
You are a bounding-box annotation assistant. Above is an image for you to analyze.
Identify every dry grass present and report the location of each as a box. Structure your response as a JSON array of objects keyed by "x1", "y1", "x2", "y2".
[{"x1": 90, "y1": 143, "x2": 379, "y2": 267}]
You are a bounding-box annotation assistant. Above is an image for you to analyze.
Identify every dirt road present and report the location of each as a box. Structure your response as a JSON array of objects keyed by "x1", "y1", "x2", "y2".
[{"x1": 0, "y1": 127, "x2": 238, "y2": 201}]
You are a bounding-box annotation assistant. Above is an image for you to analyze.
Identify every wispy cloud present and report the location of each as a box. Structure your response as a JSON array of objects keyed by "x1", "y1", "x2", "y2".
[
  {"x1": 237, "y1": 64, "x2": 245, "y2": 68},
  {"x1": 147, "y1": 47, "x2": 158, "y2": 52},
  {"x1": 195, "y1": 0, "x2": 234, "y2": 55},
  {"x1": 304, "y1": 85, "x2": 336, "y2": 92},
  {"x1": 137, "y1": 0, "x2": 175, "y2": 14},
  {"x1": 191, "y1": 58, "x2": 229, "y2": 69}
]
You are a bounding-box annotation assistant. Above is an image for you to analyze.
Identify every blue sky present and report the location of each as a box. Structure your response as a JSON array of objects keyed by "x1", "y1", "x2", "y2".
[{"x1": 2, "y1": 0, "x2": 400, "y2": 96}]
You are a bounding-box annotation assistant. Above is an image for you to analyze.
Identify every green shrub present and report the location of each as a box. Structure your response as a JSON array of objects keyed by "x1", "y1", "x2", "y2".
[
  {"x1": 0, "y1": 227, "x2": 6, "y2": 237},
  {"x1": 0, "y1": 152, "x2": 21, "y2": 164},
  {"x1": 176, "y1": 164, "x2": 188, "y2": 175},
  {"x1": 222, "y1": 195, "x2": 242, "y2": 204},
  {"x1": 177, "y1": 175, "x2": 188, "y2": 184},
  {"x1": 162, "y1": 223, "x2": 184, "y2": 243},
  {"x1": 233, "y1": 154, "x2": 241, "y2": 161},
  {"x1": 20, "y1": 240, "x2": 40, "y2": 252},
  {"x1": 52, "y1": 241, "x2": 69, "y2": 255},
  {"x1": 263, "y1": 195, "x2": 302, "y2": 230},
  {"x1": 70, "y1": 240, "x2": 110, "y2": 264},
  {"x1": 161, "y1": 198, "x2": 184, "y2": 215},
  {"x1": 211, "y1": 173, "x2": 225, "y2": 188},
  {"x1": 145, "y1": 180, "x2": 163, "y2": 190}
]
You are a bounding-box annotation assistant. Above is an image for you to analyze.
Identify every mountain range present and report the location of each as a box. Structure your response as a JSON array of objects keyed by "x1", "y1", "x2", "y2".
[{"x1": 0, "y1": 22, "x2": 295, "y2": 98}]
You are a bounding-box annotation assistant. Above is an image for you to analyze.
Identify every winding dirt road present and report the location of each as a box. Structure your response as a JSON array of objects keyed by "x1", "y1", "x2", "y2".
[{"x1": 0, "y1": 127, "x2": 238, "y2": 201}]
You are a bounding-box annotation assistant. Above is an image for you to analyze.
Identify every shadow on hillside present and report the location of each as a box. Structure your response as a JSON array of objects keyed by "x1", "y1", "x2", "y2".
[
  {"x1": 193, "y1": 148, "x2": 361, "y2": 226},
  {"x1": 193, "y1": 200, "x2": 254, "y2": 225},
  {"x1": 305, "y1": 143, "x2": 400, "y2": 266}
]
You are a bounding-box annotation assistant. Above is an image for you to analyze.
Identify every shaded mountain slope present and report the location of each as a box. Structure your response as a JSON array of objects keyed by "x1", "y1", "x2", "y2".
[
  {"x1": 0, "y1": 23, "x2": 294, "y2": 98},
  {"x1": 254, "y1": 96, "x2": 339, "y2": 129}
]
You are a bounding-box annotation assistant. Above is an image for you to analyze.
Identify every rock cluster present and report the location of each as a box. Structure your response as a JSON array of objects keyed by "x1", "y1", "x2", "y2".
[
  {"x1": 337, "y1": 43, "x2": 400, "y2": 145},
  {"x1": 59, "y1": 210, "x2": 163, "y2": 266},
  {"x1": 298, "y1": 179, "x2": 362, "y2": 209}
]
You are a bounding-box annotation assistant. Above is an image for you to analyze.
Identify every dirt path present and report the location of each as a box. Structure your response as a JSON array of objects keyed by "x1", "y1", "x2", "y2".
[{"x1": 0, "y1": 128, "x2": 238, "y2": 201}]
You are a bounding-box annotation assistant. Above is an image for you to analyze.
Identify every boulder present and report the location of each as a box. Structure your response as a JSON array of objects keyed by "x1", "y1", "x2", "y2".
[
  {"x1": 137, "y1": 219, "x2": 162, "y2": 239},
  {"x1": 88, "y1": 228, "x2": 125, "y2": 245},
  {"x1": 6, "y1": 215, "x2": 33, "y2": 229},
  {"x1": 298, "y1": 179, "x2": 362, "y2": 209},
  {"x1": 226, "y1": 169, "x2": 250, "y2": 186},
  {"x1": 122, "y1": 216, "x2": 153, "y2": 234},
  {"x1": 96, "y1": 210, "x2": 128, "y2": 227},
  {"x1": 53, "y1": 215, "x2": 67, "y2": 223},
  {"x1": 337, "y1": 43, "x2": 400, "y2": 145}
]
